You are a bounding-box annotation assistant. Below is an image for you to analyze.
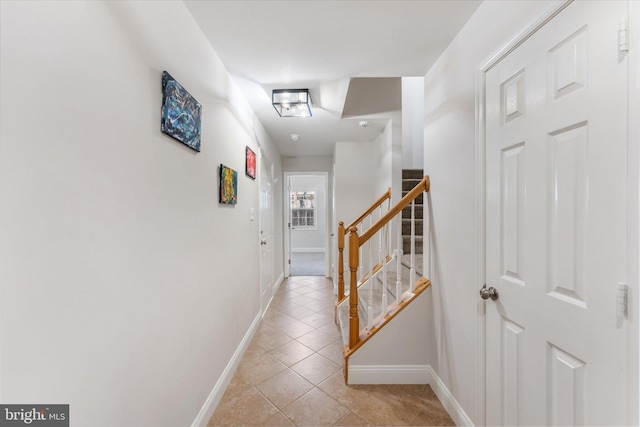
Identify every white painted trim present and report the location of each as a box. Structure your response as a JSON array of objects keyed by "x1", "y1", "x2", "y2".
[
  {"x1": 258, "y1": 149, "x2": 276, "y2": 316},
  {"x1": 473, "y1": 46, "x2": 488, "y2": 427},
  {"x1": 347, "y1": 365, "x2": 474, "y2": 425},
  {"x1": 627, "y1": 1, "x2": 640, "y2": 424},
  {"x1": 473, "y1": 1, "x2": 572, "y2": 425},
  {"x1": 283, "y1": 172, "x2": 330, "y2": 277},
  {"x1": 262, "y1": 274, "x2": 285, "y2": 318},
  {"x1": 273, "y1": 272, "x2": 284, "y2": 293},
  {"x1": 347, "y1": 364, "x2": 429, "y2": 385},
  {"x1": 291, "y1": 247, "x2": 325, "y2": 253},
  {"x1": 426, "y1": 366, "x2": 474, "y2": 427},
  {"x1": 190, "y1": 312, "x2": 261, "y2": 427}
]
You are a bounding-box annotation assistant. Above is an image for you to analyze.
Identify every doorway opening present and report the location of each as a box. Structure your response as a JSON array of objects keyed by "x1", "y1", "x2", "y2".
[{"x1": 285, "y1": 173, "x2": 329, "y2": 277}]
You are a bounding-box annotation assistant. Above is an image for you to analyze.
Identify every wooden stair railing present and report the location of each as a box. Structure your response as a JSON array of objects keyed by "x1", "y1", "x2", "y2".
[
  {"x1": 341, "y1": 175, "x2": 431, "y2": 381},
  {"x1": 337, "y1": 188, "x2": 391, "y2": 302}
]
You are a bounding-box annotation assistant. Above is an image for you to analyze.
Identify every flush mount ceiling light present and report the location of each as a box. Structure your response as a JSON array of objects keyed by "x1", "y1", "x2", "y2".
[{"x1": 272, "y1": 89, "x2": 312, "y2": 117}]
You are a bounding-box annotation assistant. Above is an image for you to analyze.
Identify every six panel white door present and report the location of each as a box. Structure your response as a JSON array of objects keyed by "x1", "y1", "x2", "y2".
[
  {"x1": 485, "y1": 1, "x2": 629, "y2": 425},
  {"x1": 260, "y1": 154, "x2": 274, "y2": 314}
]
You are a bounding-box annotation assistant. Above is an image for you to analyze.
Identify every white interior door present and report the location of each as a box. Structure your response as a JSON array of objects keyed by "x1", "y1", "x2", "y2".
[
  {"x1": 259, "y1": 154, "x2": 274, "y2": 314},
  {"x1": 484, "y1": 1, "x2": 629, "y2": 425}
]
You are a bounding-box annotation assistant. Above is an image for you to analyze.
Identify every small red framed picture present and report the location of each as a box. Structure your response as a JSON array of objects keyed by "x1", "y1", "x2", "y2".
[{"x1": 245, "y1": 146, "x2": 256, "y2": 180}]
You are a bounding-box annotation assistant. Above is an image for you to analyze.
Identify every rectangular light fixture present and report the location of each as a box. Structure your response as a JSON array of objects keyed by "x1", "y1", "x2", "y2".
[{"x1": 272, "y1": 89, "x2": 312, "y2": 117}]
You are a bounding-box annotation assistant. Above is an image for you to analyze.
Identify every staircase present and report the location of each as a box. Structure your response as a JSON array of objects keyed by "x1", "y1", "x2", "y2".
[
  {"x1": 402, "y1": 169, "x2": 423, "y2": 255},
  {"x1": 335, "y1": 176, "x2": 431, "y2": 384},
  {"x1": 336, "y1": 253, "x2": 423, "y2": 346}
]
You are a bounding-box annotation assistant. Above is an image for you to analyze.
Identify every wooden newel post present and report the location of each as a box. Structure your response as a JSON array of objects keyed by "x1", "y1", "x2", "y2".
[
  {"x1": 337, "y1": 221, "x2": 345, "y2": 301},
  {"x1": 348, "y1": 226, "x2": 360, "y2": 349}
]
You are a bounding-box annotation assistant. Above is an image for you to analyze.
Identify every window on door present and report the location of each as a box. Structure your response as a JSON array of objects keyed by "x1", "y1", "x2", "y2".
[{"x1": 290, "y1": 190, "x2": 316, "y2": 229}]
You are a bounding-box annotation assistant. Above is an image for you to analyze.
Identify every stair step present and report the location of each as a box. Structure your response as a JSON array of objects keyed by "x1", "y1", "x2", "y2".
[
  {"x1": 401, "y1": 253, "x2": 423, "y2": 277},
  {"x1": 402, "y1": 179, "x2": 422, "y2": 192},
  {"x1": 402, "y1": 205, "x2": 423, "y2": 219},
  {"x1": 401, "y1": 219, "x2": 423, "y2": 235},
  {"x1": 402, "y1": 169, "x2": 424, "y2": 180},
  {"x1": 403, "y1": 236, "x2": 423, "y2": 254},
  {"x1": 402, "y1": 192, "x2": 423, "y2": 204}
]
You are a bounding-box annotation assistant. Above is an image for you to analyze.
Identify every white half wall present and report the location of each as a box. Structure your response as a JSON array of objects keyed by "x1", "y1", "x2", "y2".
[
  {"x1": 0, "y1": 2, "x2": 282, "y2": 426},
  {"x1": 348, "y1": 290, "x2": 430, "y2": 372}
]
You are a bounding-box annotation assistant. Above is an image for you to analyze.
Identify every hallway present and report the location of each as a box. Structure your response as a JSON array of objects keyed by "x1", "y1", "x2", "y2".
[
  {"x1": 208, "y1": 276, "x2": 453, "y2": 426},
  {"x1": 289, "y1": 252, "x2": 325, "y2": 276}
]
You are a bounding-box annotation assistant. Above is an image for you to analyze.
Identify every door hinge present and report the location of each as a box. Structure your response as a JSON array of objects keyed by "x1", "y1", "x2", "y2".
[
  {"x1": 619, "y1": 17, "x2": 629, "y2": 53},
  {"x1": 618, "y1": 283, "x2": 629, "y2": 318}
]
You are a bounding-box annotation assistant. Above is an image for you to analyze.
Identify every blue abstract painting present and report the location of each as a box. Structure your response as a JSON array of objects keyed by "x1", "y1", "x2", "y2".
[{"x1": 161, "y1": 71, "x2": 202, "y2": 152}]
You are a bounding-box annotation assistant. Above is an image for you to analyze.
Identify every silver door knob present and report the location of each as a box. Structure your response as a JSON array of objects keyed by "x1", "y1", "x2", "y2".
[{"x1": 480, "y1": 284, "x2": 499, "y2": 301}]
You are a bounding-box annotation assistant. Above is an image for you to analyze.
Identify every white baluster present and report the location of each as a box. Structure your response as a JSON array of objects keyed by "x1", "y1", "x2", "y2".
[
  {"x1": 387, "y1": 210, "x2": 392, "y2": 260},
  {"x1": 368, "y1": 215, "x2": 373, "y2": 276},
  {"x1": 410, "y1": 199, "x2": 416, "y2": 292},
  {"x1": 396, "y1": 214, "x2": 403, "y2": 302},
  {"x1": 367, "y1": 270, "x2": 373, "y2": 330},
  {"x1": 380, "y1": 227, "x2": 388, "y2": 315},
  {"x1": 379, "y1": 204, "x2": 384, "y2": 257},
  {"x1": 358, "y1": 219, "x2": 364, "y2": 280}
]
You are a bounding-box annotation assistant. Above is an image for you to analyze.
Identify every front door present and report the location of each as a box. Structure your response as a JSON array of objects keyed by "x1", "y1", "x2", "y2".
[{"x1": 484, "y1": 1, "x2": 629, "y2": 425}]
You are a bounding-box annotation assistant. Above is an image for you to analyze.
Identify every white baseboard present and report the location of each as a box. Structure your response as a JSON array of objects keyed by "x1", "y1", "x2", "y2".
[
  {"x1": 291, "y1": 248, "x2": 325, "y2": 253},
  {"x1": 190, "y1": 312, "x2": 262, "y2": 427},
  {"x1": 347, "y1": 364, "x2": 473, "y2": 426},
  {"x1": 347, "y1": 364, "x2": 430, "y2": 384},
  {"x1": 426, "y1": 366, "x2": 474, "y2": 426},
  {"x1": 261, "y1": 273, "x2": 285, "y2": 316},
  {"x1": 274, "y1": 272, "x2": 284, "y2": 292}
]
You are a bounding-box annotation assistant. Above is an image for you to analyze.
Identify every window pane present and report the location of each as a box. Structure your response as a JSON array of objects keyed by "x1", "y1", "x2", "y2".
[{"x1": 290, "y1": 191, "x2": 316, "y2": 229}]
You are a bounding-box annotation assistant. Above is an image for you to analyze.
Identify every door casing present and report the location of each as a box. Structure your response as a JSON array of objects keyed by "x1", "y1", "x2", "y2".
[
  {"x1": 259, "y1": 151, "x2": 274, "y2": 315},
  {"x1": 283, "y1": 172, "x2": 330, "y2": 277}
]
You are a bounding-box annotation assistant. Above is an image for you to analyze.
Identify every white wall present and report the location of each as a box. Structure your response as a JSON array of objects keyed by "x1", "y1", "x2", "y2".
[
  {"x1": 334, "y1": 141, "x2": 376, "y2": 283},
  {"x1": 334, "y1": 142, "x2": 377, "y2": 235},
  {"x1": 0, "y1": 2, "x2": 282, "y2": 426},
  {"x1": 422, "y1": 1, "x2": 549, "y2": 423},
  {"x1": 373, "y1": 120, "x2": 395, "y2": 200},
  {"x1": 338, "y1": 120, "x2": 397, "y2": 215},
  {"x1": 402, "y1": 77, "x2": 425, "y2": 170},
  {"x1": 282, "y1": 155, "x2": 334, "y2": 173}
]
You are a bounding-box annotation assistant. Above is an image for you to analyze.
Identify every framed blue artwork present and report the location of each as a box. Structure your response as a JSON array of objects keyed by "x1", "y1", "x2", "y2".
[{"x1": 161, "y1": 71, "x2": 202, "y2": 152}]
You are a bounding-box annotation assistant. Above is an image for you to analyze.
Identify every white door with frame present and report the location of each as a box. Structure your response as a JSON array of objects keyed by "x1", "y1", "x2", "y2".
[
  {"x1": 259, "y1": 153, "x2": 274, "y2": 314},
  {"x1": 284, "y1": 173, "x2": 328, "y2": 277},
  {"x1": 484, "y1": 1, "x2": 629, "y2": 425}
]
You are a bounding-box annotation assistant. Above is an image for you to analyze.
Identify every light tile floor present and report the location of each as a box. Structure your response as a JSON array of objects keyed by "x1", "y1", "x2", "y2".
[{"x1": 208, "y1": 276, "x2": 454, "y2": 427}]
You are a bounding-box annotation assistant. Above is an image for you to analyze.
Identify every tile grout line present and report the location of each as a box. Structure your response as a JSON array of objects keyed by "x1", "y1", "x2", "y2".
[{"x1": 210, "y1": 276, "x2": 455, "y2": 426}]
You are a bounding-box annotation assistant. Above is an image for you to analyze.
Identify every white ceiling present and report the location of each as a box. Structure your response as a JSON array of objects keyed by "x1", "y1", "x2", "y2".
[{"x1": 184, "y1": 0, "x2": 482, "y2": 157}]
